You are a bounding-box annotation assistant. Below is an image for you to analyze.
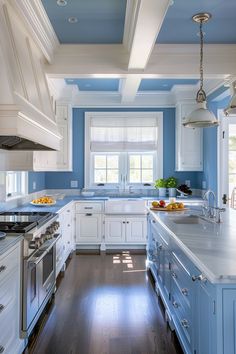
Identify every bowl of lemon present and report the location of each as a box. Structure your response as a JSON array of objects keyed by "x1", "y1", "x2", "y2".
[{"x1": 30, "y1": 196, "x2": 56, "y2": 206}]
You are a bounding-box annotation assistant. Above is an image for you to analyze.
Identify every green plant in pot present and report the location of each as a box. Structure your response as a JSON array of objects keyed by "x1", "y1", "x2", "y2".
[
  {"x1": 166, "y1": 176, "x2": 178, "y2": 197},
  {"x1": 154, "y1": 178, "x2": 167, "y2": 197}
]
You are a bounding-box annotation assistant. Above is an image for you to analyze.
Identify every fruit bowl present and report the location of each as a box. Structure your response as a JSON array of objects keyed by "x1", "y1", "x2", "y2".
[{"x1": 30, "y1": 196, "x2": 56, "y2": 206}]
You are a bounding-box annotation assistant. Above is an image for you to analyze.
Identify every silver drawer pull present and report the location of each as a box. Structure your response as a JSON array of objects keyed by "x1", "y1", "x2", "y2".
[
  {"x1": 181, "y1": 288, "x2": 189, "y2": 296},
  {"x1": 0, "y1": 304, "x2": 4, "y2": 313},
  {"x1": 172, "y1": 301, "x2": 179, "y2": 308},
  {"x1": 84, "y1": 207, "x2": 93, "y2": 209},
  {"x1": 0, "y1": 266, "x2": 6, "y2": 273},
  {"x1": 171, "y1": 271, "x2": 177, "y2": 279},
  {"x1": 192, "y1": 274, "x2": 206, "y2": 282},
  {"x1": 0, "y1": 346, "x2": 4, "y2": 353},
  {"x1": 85, "y1": 213, "x2": 92, "y2": 216},
  {"x1": 181, "y1": 319, "x2": 189, "y2": 328}
]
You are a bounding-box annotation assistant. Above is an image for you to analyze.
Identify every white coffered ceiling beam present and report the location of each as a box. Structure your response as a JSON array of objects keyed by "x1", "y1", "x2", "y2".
[
  {"x1": 45, "y1": 44, "x2": 236, "y2": 78},
  {"x1": 120, "y1": 75, "x2": 142, "y2": 102},
  {"x1": 11, "y1": 0, "x2": 59, "y2": 63},
  {"x1": 125, "y1": 0, "x2": 170, "y2": 69}
]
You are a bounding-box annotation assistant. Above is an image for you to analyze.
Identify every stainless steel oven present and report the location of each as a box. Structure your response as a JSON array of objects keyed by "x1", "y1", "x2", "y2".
[
  {"x1": 0, "y1": 211, "x2": 61, "y2": 337},
  {"x1": 23, "y1": 238, "x2": 57, "y2": 334}
]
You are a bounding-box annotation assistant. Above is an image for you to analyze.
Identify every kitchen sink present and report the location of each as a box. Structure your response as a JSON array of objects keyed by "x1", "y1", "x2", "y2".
[{"x1": 170, "y1": 215, "x2": 213, "y2": 225}]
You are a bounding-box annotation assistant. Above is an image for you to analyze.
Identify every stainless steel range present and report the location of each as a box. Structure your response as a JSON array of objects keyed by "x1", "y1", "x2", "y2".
[{"x1": 0, "y1": 211, "x2": 61, "y2": 337}]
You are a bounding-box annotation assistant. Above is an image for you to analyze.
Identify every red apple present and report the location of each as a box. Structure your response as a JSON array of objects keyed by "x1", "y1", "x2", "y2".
[{"x1": 159, "y1": 200, "x2": 166, "y2": 207}]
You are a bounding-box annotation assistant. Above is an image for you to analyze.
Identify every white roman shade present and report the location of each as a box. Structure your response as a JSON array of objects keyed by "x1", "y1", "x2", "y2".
[{"x1": 90, "y1": 116, "x2": 158, "y2": 152}]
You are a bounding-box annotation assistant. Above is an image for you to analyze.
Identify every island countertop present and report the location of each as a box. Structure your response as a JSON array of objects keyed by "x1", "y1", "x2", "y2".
[{"x1": 149, "y1": 207, "x2": 236, "y2": 283}]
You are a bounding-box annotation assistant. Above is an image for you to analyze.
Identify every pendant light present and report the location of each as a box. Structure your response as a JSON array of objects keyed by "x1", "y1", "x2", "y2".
[
  {"x1": 183, "y1": 13, "x2": 219, "y2": 128},
  {"x1": 224, "y1": 82, "x2": 236, "y2": 116}
]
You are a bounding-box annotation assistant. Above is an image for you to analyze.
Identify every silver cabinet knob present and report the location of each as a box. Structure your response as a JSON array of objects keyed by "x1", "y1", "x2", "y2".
[
  {"x1": 0, "y1": 346, "x2": 4, "y2": 353},
  {"x1": 158, "y1": 244, "x2": 163, "y2": 250},
  {"x1": 181, "y1": 288, "x2": 189, "y2": 296},
  {"x1": 0, "y1": 266, "x2": 6, "y2": 273},
  {"x1": 171, "y1": 271, "x2": 177, "y2": 279},
  {"x1": 181, "y1": 319, "x2": 189, "y2": 328},
  {"x1": 192, "y1": 274, "x2": 206, "y2": 282},
  {"x1": 172, "y1": 301, "x2": 179, "y2": 308},
  {"x1": 0, "y1": 304, "x2": 4, "y2": 313}
]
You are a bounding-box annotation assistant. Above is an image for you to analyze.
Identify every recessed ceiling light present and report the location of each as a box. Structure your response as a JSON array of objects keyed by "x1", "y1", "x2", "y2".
[
  {"x1": 68, "y1": 17, "x2": 78, "y2": 23},
  {"x1": 57, "y1": 0, "x2": 67, "y2": 6}
]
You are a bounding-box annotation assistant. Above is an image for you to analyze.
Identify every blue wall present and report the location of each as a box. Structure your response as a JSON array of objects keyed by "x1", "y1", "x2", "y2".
[
  {"x1": 201, "y1": 87, "x2": 231, "y2": 196},
  {"x1": 28, "y1": 172, "x2": 45, "y2": 193},
  {"x1": 45, "y1": 108, "x2": 202, "y2": 189}
]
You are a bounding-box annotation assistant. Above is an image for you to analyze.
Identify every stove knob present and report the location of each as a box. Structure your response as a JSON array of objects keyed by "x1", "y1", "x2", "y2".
[
  {"x1": 29, "y1": 241, "x2": 36, "y2": 249},
  {"x1": 46, "y1": 232, "x2": 52, "y2": 240},
  {"x1": 35, "y1": 237, "x2": 41, "y2": 248}
]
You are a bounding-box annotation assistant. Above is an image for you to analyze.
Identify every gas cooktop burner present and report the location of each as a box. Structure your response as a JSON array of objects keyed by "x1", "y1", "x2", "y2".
[
  {"x1": 0, "y1": 221, "x2": 37, "y2": 233},
  {"x1": 0, "y1": 211, "x2": 55, "y2": 233}
]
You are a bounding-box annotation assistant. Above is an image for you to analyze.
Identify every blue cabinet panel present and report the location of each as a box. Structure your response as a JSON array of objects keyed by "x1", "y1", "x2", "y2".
[{"x1": 223, "y1": 289, "x2": 236, "y2": 354}]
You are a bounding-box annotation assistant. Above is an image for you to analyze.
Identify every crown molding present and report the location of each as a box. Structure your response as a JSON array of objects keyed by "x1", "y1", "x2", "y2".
[{"x1": 11, "y1": 0, "x2": 59, "y2": 63}]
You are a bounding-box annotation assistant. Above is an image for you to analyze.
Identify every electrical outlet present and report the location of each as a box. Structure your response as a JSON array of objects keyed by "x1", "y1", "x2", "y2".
[
  {"x1": 185, "y1": 180, "x2": 190, "y2": 187},
  {"x1": 70, "y1": 180, "x2": 78, "y2": 188},
  {"x1": 33, "y1": 181, "x2": 36, "y2": 190},
  {"x1": 202, "y1": 181, "x2": 207, "y2": 189}
]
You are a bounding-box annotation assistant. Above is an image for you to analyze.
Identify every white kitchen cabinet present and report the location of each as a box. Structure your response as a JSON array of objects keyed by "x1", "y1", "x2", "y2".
[
  {"x1": 75, "y1": 214, "x2": 102, "y2": 243},
  {"x1": 33, "y1": 103, "x2": 72, "y2": 171},
  {"x1": 75, "y1": 202, "x2": 104, "y2": 245},
  {"x1": 0, "y1": 242, "x2": 24, "y2": 354},
  {"x1": 57, "y1": 203, "x2": 74, "y2": 275},
  {"x1": 105, "y1": 217, "x2": 126, "y2": 243},
  {"x1": 126, "y1": 217, "x2": 147, "y2": 243},
  {"x1": 105, "y1": 216, "x2": 147, "y2": 244},
  {"x1": 175, "y1": 102, "x2": 203, "y2": 171}
]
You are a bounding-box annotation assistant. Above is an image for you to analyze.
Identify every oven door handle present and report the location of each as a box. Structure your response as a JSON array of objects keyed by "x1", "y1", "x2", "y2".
[{"x1": 28, "y1": 238, "x2": 57, "y2": 266}]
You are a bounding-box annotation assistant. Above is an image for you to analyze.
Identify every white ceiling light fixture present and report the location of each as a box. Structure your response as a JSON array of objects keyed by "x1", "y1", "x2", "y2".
[
  {"x1": 183, "y1": 13, "x2": 219, "y2": 128},
  {"x1": 224, "y1": 82, "x2": 236, "y2": 116},
  {"x1": 57, "y1": 0, "x2": 67, "y2": 6},
  {"x1": 68, "y1": 17, "x2": 78, "y2": 23}
]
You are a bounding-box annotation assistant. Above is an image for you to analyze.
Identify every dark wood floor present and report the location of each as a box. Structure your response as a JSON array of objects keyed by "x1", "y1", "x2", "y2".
[{"x1": 30, "y1": 252, "x2": 183, "y2": 354}]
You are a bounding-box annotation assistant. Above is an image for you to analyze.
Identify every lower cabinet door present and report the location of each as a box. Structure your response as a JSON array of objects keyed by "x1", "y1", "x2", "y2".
[
  {"x1": 196, "y1": 280, "x2": 216, "y2": 354},
  {"x1": 126, "y1": 217, "x2": 147, "y2": 243},
  {"x1": 222, "y1": 289, "x2": 236, "y2": 354},
  {"x1": 76, "y1": 214, "x2": 101, "y2": 243},
  {"x1": 105, "y1": 217, "x2": 125, "y2": 243}
]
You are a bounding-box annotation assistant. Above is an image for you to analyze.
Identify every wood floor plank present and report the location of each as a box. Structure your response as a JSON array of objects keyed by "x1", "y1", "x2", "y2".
[{"x1": 30, "y1": 253, "x2": 183, "y2": 354}]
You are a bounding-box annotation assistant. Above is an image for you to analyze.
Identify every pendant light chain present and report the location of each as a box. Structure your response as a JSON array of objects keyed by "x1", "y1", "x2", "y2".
[
  {"x1": 199, "y1": 20, "x2": 204, "y2": 92},
  {"x1": 196, "y1": 19, "x2": 206, "y2": 103}
]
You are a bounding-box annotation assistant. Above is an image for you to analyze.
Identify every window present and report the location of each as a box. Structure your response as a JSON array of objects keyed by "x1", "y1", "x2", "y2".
[
  {"x1": 93, "y1": 154, "x2": 119, "y2": 184},
  {"x1": 85, "y1": 112, "x2": 163, "y2": 189},
  {"x1": 6, "y1": 172, "x2": 27, "y2": 198}
]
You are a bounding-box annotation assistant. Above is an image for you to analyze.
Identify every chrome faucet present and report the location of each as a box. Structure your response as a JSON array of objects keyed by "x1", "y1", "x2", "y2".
[
  {"x1": 202, "y1": 189, "x2": 225, "y2": 222},
  {"x1": 203, "y1": 189, "x2": 216, "y2": 217}
]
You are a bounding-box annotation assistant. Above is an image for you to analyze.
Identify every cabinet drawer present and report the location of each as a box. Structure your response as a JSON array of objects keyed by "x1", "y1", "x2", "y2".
[
  {"x1": 0, "y1": 271, "x2": 17, "y2": 316},
  {"x1": 75, "y1": 202, "x2": 102, "y2": 213},
  {"x1": 171, "y1": 281, "x2": 192, "y2": 346},
  {"x1": 171, "y1": 253, "x2": 193, "y2": 309},
  {"x1": 0, "y1": 246, "x2": 19, "y2": 285}
]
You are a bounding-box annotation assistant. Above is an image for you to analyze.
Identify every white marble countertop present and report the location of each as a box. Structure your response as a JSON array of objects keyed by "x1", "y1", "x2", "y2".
[{"x1": 149, "y1": 207, "x2": 236, "y2": 284}]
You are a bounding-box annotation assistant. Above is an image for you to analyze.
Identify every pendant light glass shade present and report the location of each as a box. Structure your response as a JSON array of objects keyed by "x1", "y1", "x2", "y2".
[
  {"x1": 224, "y1": 85, "x2": 236, "y2": 116},
  {"x1": 183, "y1": 13, "x2": 219, "y2": 128},
  {"x1": 183, "y1": 101, "x2": 219, "y2": 128}
]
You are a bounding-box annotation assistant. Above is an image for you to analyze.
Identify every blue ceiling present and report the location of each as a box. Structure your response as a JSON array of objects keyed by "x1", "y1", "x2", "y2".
[
  {"x1": 138, "y1": 79, "x2": 198, "y2": 92},
  {"x1": 65, "y1": 78, "x2": 199, "y2": 92},
  {"x1": 42, "y1": 0, "x2": 127, "y2": 44},
  {"x1": 157, "y1": 0, "x2": 236, "y2": 44},
  {"x1": 65, "y1": 78, "x2": 120, "y2": 91}
]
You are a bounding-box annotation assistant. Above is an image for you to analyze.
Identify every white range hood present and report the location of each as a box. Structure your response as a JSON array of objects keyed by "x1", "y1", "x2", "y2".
[{"x1": 0, "y1": 1, "x2": 61, "y2": 152}]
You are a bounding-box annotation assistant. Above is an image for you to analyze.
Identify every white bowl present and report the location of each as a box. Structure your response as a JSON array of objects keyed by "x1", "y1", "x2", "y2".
[{"x1": 81, "y1": 191, "x2": 95, "y2": 197}]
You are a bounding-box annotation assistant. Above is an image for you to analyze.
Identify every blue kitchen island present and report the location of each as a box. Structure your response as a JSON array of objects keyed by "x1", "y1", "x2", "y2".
[{"x1": 147, "y1": 207, "x2": 236, "y2": 354}]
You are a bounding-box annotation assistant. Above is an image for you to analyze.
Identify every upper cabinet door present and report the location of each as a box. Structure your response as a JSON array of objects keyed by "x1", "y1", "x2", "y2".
[{"x1": 175, "y1": 103, "x2": 203, "y2": 171}]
